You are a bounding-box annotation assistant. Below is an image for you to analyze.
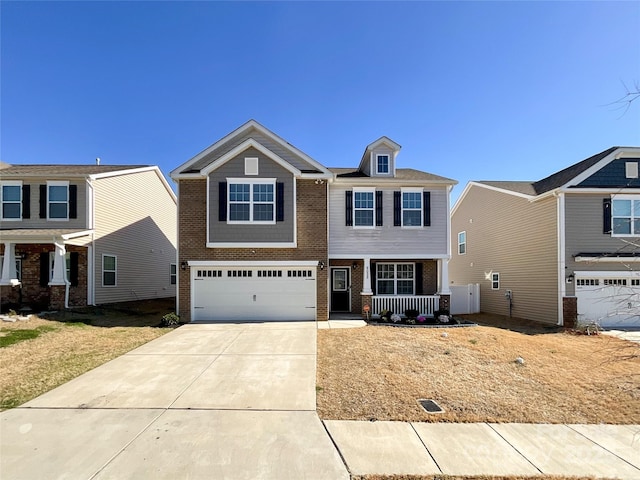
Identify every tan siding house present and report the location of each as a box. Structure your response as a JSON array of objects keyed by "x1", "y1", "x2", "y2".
[
  {"x1": 450, "y1": 146, "x2": 640, "y2": 328},
  {"x1": 1, "y1": 164, "x2": 176, "y2": 311}
]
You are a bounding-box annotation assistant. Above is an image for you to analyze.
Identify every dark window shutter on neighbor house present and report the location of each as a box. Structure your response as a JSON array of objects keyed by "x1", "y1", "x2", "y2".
[
  {"x1": 423, "y1": 192, "x2": 431, "y2": 227},
  {"x1": 39, "y1": 185, "x2": 47, "y2": 218},
  {"x1": 69, "y1": 185, "x2": 78, "y2": 219},
  {"x1": 22, "y1": 185, "x2": 30, "y2": 219},
  {"x1": 40, "y1": 253, "x2": 49, "y2": 287},
  {"x1": 371, "y1": 262, "x2": 376, "y2": 295},
  {"x1": 276, "y1": 182, "x2": 284, "y2": 222},
  {"x1": 345, "y1": 191, "x2": 353, "y2": 226},
  {"x1": 70, "y1": 252, "x2": 79, "y2": 287},
  {"x1": 393, "y1": 191, "x2": 401, "y2": 226},
  {"x1": 415, "y1": 262, "x2": 423, "y2": 295},
  {"x1": 218, "y1": 182, "x2": 227, "y2": 221},
  {"x1": 603, "y1": 198, "x2": 612, "y2": 234},
  {"x1": 375, "y1": 191, "x2": 383, "y2": 226}
]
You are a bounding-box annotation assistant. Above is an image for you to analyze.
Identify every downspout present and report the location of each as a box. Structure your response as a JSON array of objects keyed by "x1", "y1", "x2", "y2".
[{"x1": 88, "y1": 177, "x2": 96, "y2": 305}]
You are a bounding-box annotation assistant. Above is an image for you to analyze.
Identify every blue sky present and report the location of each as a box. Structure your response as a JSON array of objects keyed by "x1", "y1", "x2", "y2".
[{"x1": 2, "y1": 1, "x2": 639, "y2": 203}]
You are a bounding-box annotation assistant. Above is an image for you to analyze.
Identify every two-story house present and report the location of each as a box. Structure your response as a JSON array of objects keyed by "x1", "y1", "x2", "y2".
[
  {"x1": 0, "y1": 164, "x2": 177, "y2": 311},
  {"x1": 449, "y1": 146, "x2": 640, "y2": 329},
  {"x1": 171, "y1": 120, "x2": 457, "y2": 322}
]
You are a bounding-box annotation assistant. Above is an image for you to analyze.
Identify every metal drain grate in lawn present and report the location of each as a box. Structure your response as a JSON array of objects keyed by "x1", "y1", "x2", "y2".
[{"x1": 418, "y1": 399, "x2": 444, "y2": 413}]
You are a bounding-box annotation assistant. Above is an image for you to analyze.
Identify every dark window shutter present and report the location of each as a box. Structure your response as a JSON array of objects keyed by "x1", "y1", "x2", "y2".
[
  {"x1": 423, "y1": 191, "x2": 431, "y2": 227},
  {"x1": 415, "y1": 262, "x2": 423, "y2": 295},
  {"x1": 69, "y1": 185, "x2": 78, "y2": 219},
  {"x1": 22, "y1": 185, "x2": 30, "y2": 219},
  {"x1": 39, "y1": 185, "x2": 47, "y2": 218},
  {"x1": 375, "y1": 191, "x2": 383, "y2": 226},
  {"x1": 371, "y1": 262, "x2": 376, "y2": 295},
  {"x1": 276, "y1": 182, "x2": 284, "y2": 222},
  {"x1": 393, "y1": 191, "x2": 401, "y2": 226},
  {"x1": 39, "y1": 252, "x2": 49, "y2": 287},
  {"x1": 218, "y1": 182, "x2": 227, "y2": 221},
  {"x1": 345, "y1": 191, "x2": 353, "y2": 226},
  {"x1": 603, "y1": 198, "x2": 612, "y2": 234},
  {"x1": 70, "y1": 252, "x2": 79, "y2": 287}
]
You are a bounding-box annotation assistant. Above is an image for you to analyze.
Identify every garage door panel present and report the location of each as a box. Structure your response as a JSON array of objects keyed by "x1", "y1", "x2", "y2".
[
  {"x1": 576, "y1": 275, "x2": 640, "y2": 328},
  {"x1": 192, "y1": 267, "x2": 317, "y2": 322}
]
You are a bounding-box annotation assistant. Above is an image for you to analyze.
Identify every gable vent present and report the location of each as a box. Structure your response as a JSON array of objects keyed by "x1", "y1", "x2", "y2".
[{"x1": 625, "y1": 162, "x2": 638, "y2": 179}]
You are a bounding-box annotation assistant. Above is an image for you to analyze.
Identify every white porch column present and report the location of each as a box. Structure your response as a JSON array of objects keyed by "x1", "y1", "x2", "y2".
[
  {"x1": 0, "y1": 242, "x2": 19, "y2": 285},
  {"x1": 361, "y1": 257, "x2": 373, "y2": 295},
  {"x1": 437, "y1": 258, "x2": 451, "y2": 295},
  {"x1": 50, "y1": 242, "x2": 68, "y2": 286}
]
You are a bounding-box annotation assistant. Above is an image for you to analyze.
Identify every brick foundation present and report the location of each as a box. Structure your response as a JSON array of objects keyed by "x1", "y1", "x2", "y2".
[{"x1": 562, "y1": 296, "x2": 577, "y2": 329}]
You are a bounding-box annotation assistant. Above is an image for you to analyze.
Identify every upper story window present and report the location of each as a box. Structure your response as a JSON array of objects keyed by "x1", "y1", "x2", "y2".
[
  {"x1": 48, "y1": 181, "x2": 69, "y2": 220},
  {"x1": 353, "y1": 188, "x2": 374, "y2": 227},
  {"x1": 458, "y1": 231, "x2": 466, "y2": 255},
  {"x1": 377, "y1": 263, "x2": 414, "y2": 295},
  {"x1": 376, "y1": 155, "x2": 390, "y2": 174},
  {"x1": 612, "y1": 196, "x2": 640, "y2": 236},
  {"x1": 228, "y1": 179, "x2": 275, "y2": 224},
  {"x1": 402, "y1": 190, "x2": 422, "y2": 227},
  {"x1": 1, "y1": 181, "x2": 22, "y2": 220}
]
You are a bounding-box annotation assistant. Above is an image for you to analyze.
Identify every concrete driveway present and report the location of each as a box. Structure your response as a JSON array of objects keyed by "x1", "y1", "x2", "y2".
[{"x1": 1, "y1": 322, "x2": 348, "y2": 480}]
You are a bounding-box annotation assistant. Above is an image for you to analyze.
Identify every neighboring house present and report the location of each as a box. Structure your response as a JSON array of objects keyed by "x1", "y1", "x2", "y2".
[
  {"x1": 449, "y1": 146, "x2": 640, "y2": 329},
  {"x1": 0, "y1": 164, "x2": 177, "y2": 311},
  {"x1": 171, "y1": 120, "x2": 457, "y2": 322}
]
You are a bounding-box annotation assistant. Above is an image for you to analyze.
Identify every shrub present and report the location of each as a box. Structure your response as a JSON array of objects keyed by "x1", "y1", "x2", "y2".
[
  {"x1": 404, "y1": 309, "x2": 419, "y2": 319},
  {"x1": 160, "y1": 312, "x2": 181, "y2": 327}
]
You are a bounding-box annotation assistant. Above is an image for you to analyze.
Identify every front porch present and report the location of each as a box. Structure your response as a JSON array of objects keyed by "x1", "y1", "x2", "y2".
[{"x1": 371, "y1": 294, "x2": 440, "y2": 318}]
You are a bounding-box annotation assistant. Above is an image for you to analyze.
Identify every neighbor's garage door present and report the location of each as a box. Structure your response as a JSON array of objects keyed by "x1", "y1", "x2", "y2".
[
  {"x1": 575, "y1": 274, "x2": 640, "y2": 328},
  {"x1": 192, "y1": 266, "x2": 317, "y2": 321}
]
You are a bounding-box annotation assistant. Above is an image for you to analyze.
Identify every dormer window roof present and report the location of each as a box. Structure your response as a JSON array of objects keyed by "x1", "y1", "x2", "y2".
[{"x1": 357, "y1": 136, "x2": 401, "y2": 177}]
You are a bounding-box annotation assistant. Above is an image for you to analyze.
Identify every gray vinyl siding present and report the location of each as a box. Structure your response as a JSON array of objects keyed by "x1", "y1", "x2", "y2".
[
  {"x1": 449, "y1": 185, "x2": 558, "y2": 324},
  {"x1": 370, "y1": 146, "x2": 395, "y2": 178},
  {"x1": 564, "y1": 193, "x2": 640, "y2": 295},
  {"x1": 93, "y1": 170, "x2": 177, "y2": 304},
  {"x1": 329, "y1": 184, "x2": 449, "y2": 256},
  {"x1": 1, "y1": 178, "x2": 88, "y2": 229},
  {"x1": 189, "y1": 127, "x2": 319, "y2": 173},
  {"x1": 208, "y1": 148, "x2": 294, "y2": 244}
]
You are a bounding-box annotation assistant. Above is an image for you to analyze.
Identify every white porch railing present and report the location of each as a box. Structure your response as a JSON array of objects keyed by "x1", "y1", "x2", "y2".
[{"x1": 372, "y1": 295, "x2": 440, "y2": 317}]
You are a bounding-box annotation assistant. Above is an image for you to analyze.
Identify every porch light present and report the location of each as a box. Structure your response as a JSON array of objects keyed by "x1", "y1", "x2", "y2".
[
  {"x1": 318, "y1": 261, "x2": 325, "y2": 270},
  {"x1": 352, "y1": 262, "x2": 358, "y2": 270},
  {"x1": 181, "y1": 261, "x2": 188, "y2": 271}
]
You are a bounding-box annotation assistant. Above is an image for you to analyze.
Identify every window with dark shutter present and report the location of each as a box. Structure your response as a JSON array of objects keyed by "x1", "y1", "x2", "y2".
[
  {"x1": 423, "y1": 192, "x2": 431, "y2": 227},
  {"x1": 415, "y1": 262, "x2": 424, "y2": 295},
  {"x1": 39, "y1": 253, "x2": 49, "y2": 286},
  {"x1": 276, "y1": 182, "x2": 284, "y2": 222},
  {"x1": 345, "y1": 191, "x2": 353, "y2": 226},
  {"x1": 21, "y1": 185, "x2": 30, "y2": 219},
  {"x1": 603, "y1": 198, "x2": 612, "y2": 234},
  {"x1": 393, "y1": 191, "x2": 401, "y2": 226},
  {"x1": 70, "y1": 252, "x2": 79, "y2": 287},
  {"x1": 218, "y1": 182, "x2": 227, "y2": 221},
  {"x1": 69, "y1": 185, "x2": 78, "y2": 219},
  {"x1": 375, "y1": 191, "x2": 383, "y2": 226},
  {"x1": 39, "y1": 185, "x2": 47, "y2": 218}
]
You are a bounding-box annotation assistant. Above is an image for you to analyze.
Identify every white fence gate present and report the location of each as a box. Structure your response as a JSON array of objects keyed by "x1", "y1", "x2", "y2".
[{"x1": 450, "y1": 284, "x2": 480, "y2": 315}]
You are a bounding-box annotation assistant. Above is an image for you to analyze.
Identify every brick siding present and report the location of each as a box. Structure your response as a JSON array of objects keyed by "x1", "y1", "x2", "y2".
[{"x1": 562, "y1": 296, "x2": 577, "y2": 329}]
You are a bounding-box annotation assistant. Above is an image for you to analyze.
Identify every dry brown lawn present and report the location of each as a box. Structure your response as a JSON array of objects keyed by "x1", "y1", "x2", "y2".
[
  {"x1": 317, "y1": 315, "x2": 640, "y2": 424},
  {"x1": 0, "y1": 299, "x2": 174, "y2": 409}
]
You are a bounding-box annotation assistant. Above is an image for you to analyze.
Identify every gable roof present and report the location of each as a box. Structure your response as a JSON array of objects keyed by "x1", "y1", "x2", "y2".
[
  {"x1": 357, "y1": 136, "x2": 402, "y2": 172},
  {"x1": 171, "y1": 120, "x2": 332, "y2": 179},
  {"x1": 0, "y1": 164, "x2": 148, "y2": 177}
]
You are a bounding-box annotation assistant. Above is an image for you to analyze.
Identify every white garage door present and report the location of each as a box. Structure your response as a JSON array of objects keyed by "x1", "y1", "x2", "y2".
[
  {"x1": 576, "y1": 273, "x2": 640, "y2": 329},
  {"x1": 191, "y1": 265, "x2": 317, "y2": 321}
]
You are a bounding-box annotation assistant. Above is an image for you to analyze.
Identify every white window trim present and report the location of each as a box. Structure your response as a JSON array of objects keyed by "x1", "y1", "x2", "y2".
[
  {"x1": 401, "y1": 187, "x2": 423, "y2": 228},
  {"x1": 611, "y1": 194, "x2": 640, "y2": 237},
  {"x1": 245, "y1": 157, "x2": 259, "y2": 175},
  {"x1": 47, "y1": 180, "x2": 70, "y2": 221},
  {"x1": 491, "y1": 272, "x2": 500, "y2": 290},
  {"x1": 227, "y1": 178, "x2": 276, "y2": 225},
  {"x1": 1, "y1": 180, "x2": 22, "y2": 221},
  {"x1": 376, "y1": 154, "x2": 390, "y2": 174},
  {"x1": 376, "y1": 262, "x2": 415, "y2": 295},
  {"x1": 458, "y1": 231, "x2": 466, "y2": 255},
  {"x1": 102, "y1": 254, "x2": 117, "y2": 287},
  {"x1": 353, "y1": 187, "x2": 376, "y2": 229}
]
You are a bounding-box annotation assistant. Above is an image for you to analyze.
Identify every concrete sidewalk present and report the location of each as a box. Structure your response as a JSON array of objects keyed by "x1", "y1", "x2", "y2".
[{"x1": 2, "y1": 319, "x2": 639, "y2": 479}]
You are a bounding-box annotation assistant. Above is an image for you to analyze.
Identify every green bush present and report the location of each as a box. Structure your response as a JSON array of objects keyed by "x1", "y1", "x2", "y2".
[{"x1": 160, "y1": 312, "x2": 181, "y2": 327}]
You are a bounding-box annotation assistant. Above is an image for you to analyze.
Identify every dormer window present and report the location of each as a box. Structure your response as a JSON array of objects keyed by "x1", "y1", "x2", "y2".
[{"x1": 376, "y1": 155, "x2": 390, "y2": 174}]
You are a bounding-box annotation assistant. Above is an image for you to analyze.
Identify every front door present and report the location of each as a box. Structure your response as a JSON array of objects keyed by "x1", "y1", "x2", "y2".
[{"x1": 331, "y1": 268, "x2": 350, "y2": 312}]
